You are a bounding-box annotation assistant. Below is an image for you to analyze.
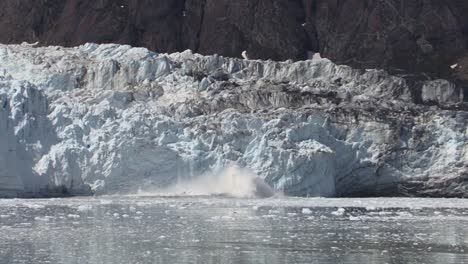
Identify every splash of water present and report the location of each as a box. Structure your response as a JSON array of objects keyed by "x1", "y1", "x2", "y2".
[{"x1": 138, "y1": 165, "x2": 278, "y2": 198}]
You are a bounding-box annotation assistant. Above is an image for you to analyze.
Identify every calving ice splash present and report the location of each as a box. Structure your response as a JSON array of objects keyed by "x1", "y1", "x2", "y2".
[{"x1": 137, "y1": 165, "x2": 278, "y2": 198}]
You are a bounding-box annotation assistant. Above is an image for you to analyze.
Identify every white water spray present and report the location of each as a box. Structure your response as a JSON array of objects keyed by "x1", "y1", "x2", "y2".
[{"x1": 137, "y1": 165, "x2": 278, "y2": 198}]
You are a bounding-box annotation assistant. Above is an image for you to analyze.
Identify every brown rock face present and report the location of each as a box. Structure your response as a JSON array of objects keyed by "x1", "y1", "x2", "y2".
[
  {"x1": 454, "y1": 54, "x2": 468, "y2": 86},
  {"x1": 0, "y1": 0, "x2": 186, "y2": 52},
  {"x1": 312, "y1": 0, "x2": 468, "y2": 78},
  {"x1": 0, "y1": 0, "x2": 467, "y2": 80},
  {"x1": 46, "y1": 0, "x2": 186, "y2": 53},
  {"x1": 196, "y1": 0, "x2": 309, "y2": 61},
  {"x1": 0, "y1": 0, "x2": 66, "y2": 42}
]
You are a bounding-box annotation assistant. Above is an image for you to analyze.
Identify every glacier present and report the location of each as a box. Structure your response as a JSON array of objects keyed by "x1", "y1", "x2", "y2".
[{"x1": 0, "y1": 43, "x2": 466, "y2": 198}]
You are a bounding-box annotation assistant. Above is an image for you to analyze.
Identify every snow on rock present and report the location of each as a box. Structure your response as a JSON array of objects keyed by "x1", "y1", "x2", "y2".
[{"x1": 0, "y1": 43, "x2": 466, "y2": 198}]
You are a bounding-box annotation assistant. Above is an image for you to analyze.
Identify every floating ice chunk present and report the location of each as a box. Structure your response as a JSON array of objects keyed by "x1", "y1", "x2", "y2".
[
  {"x1": 331, "y1": 208, "x2": 345, "y2": 216},
  {"x1": 209, "y1": 216, "x2": 220, "y2": 221},
  {"x1": 77, "y1": 205, "x2": 92, "y2": 212},
  {"x1": 397, "y1": 212, "x2": 413, "y2": 218},
  {"x1": 67, "y1": 214, "x2": 80, "y2": 219},
  {"x1": 262, "y1": 214, "x2": 277, "y2": 219},
  {"x1": 27, "y1": 204, "x2": 46, "y2": 210},
  {"x1": 17, "y1": 223, "x2": 33, "y2": 227},
  {"x1": 302, "y1": 208, "x2": 312, "y2": 215},
  {"x1": 378, "y1": 211, "x2": 393, "y2": 216},
  {"x1": 34, "y1": 216, "x2": 51, "y2": 222}
]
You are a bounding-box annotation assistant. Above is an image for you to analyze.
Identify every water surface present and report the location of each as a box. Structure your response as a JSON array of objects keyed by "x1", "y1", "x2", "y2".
[{"x1": 1, "y1": 197, "x2": 467, "y2": 264}]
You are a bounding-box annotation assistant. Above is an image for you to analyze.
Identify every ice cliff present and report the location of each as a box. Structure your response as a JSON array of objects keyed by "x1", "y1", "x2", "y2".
[{"x1": 0, "y1": 43, "x2": 466, "y2": 198}]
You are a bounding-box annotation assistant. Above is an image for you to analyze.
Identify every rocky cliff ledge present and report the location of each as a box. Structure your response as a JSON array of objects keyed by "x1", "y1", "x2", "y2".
[
  {"x1": 0, "y1": 43, "x2": 466, "y2": 198},
  {"x1": 1, "y1": 0, "x2": 468, "y2": 81}
]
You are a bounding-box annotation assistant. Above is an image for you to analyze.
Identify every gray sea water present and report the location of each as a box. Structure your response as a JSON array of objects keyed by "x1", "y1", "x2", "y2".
[{"x1": 0, "y1": 196, "x2": 467, "y2": 264}]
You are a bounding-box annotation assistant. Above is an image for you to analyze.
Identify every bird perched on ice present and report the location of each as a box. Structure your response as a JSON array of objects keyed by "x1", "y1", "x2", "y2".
[
  {"x1": 312, "y1": 52, "x2": 322, "y2": 60},
  {"x1": 241, "y1": 50, "x2": 249, "y2": 60}
]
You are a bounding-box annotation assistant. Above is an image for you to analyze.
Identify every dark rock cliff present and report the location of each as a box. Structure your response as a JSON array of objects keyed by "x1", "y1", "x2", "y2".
[{"x1": 0, "y1": 0, "x2": 467, "y2": 81}]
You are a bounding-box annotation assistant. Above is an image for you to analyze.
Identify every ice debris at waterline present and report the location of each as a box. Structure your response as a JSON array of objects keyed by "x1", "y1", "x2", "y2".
[
  {"x1": 0, "y1": 43, "x2": 466, "y2": 198},
  {"x1": 136, "y1": 165, "x2": 278, "y2": 198}
]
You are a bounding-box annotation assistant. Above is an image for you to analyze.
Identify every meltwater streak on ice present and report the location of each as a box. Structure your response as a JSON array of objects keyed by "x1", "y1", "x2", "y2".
[{"x1": 136, "y1": 165, "x2": 278, "y2": 198}]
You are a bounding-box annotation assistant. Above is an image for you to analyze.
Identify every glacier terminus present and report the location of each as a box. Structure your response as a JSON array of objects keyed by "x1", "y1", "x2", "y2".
[{"x1": 0, "y1": 43, "x2": 466, "y2": 198}]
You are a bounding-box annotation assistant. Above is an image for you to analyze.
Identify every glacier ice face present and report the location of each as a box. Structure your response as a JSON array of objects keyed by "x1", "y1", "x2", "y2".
[
  {"x1": 0, "y1": 73, "x2": 91, "y2": 197},
  {"x1": 0, "y1": 43, "x2": 466, "y2": 198}
]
